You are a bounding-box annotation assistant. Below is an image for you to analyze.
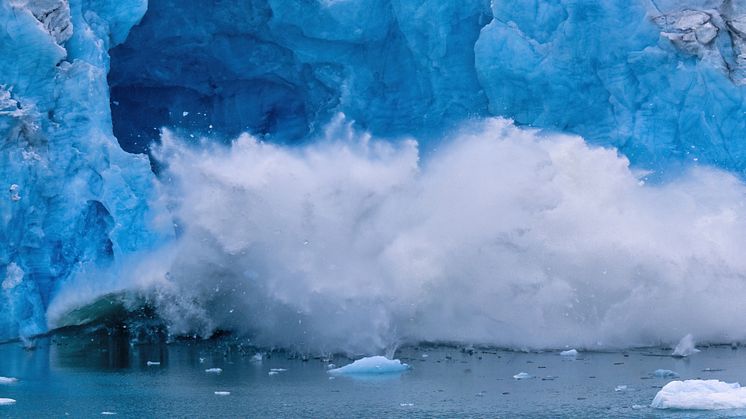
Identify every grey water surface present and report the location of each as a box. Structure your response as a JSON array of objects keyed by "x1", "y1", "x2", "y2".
[{"x1": 1, "y1": 332, "x2": 746, "y2": 418}]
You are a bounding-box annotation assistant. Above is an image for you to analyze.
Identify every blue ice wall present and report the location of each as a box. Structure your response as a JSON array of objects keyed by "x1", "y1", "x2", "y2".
[
  {"x1": 111, "y1": 0, "x2": 746, "y2": 173},
  {"x1": 5, "y1": 0, "x2": 746, "y2": 342},
  {"x1": 0, "y1": 0, "x2": 167, "y2": 340},
  {"x1": 108, "y1": 0, "x2": 492, "y2": 152}
]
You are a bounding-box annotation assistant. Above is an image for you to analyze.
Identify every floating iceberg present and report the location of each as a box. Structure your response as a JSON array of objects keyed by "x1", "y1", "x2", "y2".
[
  {"x1": 0, "y1": 398, "x2": 15, "y2": 405},
  {"x1": 652, "y1": 380, "x2": 746, "y2": 410},
  {"x1": 560, "y1": 349, "x2": 578, "y2": 357},
  {"x1": 653, "y1": 369, "x2": 680, "y2": 378},
  {"x1": 327, "y1": 356, "x2": 409, "y2": 375}
]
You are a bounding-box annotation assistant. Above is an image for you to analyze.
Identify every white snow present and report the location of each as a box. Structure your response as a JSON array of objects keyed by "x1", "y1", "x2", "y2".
[
  {"x1": 0, "y1": 377, "x2": 17, "y2": 385},
  {"x1": 513, "y1": 372, "x2": 532, "y2": 380},
  {"x1": 652, "y1": 380, "x2": 746, "y2": 410},
  {"x1": 672, "y1": 334, "x2": 701, "y2": 357},
  {"x1": 205, "y1": 368, "x2": 222, "y2": 374},
  {"x1": 0, "y1": 398, "x2": 15, "y2": 406},
  {"x1": 560, "y1": 349, "x2": 578, "y2": 357},
  {"x1": 327, "y1": 356, "x2": 409, "y2": 375}
]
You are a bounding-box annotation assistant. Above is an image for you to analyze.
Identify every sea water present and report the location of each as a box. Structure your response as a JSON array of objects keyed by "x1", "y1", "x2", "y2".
[{"x1": 1, "y1": 331, "x2": 746, "y2": 418}]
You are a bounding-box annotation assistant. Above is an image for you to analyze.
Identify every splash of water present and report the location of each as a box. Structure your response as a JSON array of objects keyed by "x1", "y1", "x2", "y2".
[{"x1": 48, "y1": 116, "x2": 746, "y2": 355}]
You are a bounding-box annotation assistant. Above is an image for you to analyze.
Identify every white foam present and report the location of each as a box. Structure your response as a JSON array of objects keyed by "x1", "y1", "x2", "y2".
[
  {"x1": 328, "y1": 356, "x2": 409, "y2": 375},
  {"x1": 652, "y1": 380, "x2": 746, "y2": 410}
]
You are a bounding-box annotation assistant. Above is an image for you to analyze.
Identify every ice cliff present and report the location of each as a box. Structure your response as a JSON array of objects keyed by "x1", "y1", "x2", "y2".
[
  {"x1": 4, "y1": 0, "x2": 746, "y2": 352},
  {"x1": 0, "y1": 0, "x2": 166, "y2": 340}
]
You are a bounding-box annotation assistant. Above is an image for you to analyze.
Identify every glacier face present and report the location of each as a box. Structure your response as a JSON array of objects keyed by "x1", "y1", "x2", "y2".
[
  {"x1": 0, "y1": 0, "x2": 167, "y2": 340},
  {"x1": 110, "y1": 0, "x2": 746, "y2": 173},
  {"x1": 3, "y1": 0, "x2": 746, "y2": 351}
]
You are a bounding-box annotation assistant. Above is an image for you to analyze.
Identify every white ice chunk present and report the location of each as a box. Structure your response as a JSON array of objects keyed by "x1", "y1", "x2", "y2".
[
  {"x1": 672, "y1": 334, "x2": 701, "y2": 357},
  {"x1": 100, "y1": 412, "x2": 116, "y2": 416},
  {"x1": 146, "y1": 361, "x2": 160, "y2": 366},
  {"x1": 205, "y1": 368, "x2": 222, "y2": 374},
  {"x1": 652, "y1": 380, "x2": 746, "y2": 410},
  {"x1": 214, "y1": 391, "x2": 230, "y2": 396},
  {"x1": 560, "y1": 349, "x2": 578, "y2": 357},
  {"x1": 2, "y1": 263, "x2": 24, "y2": 290},
  {"x1": 615, "y1": 385, "x2": 628, "y2": 392},
  {"x1": 251, "y1": 353, "x2": 263, "y2": 362},
  {"x1": 268, "y1": 371, "x2": 279, "y2": 376},
  {"x1": 0, "y1": 398, "x2": 15, "y2": 405},
  {"x1": 653, "y1": 369, "x2": 679, "y2": 378},
  {"x1": 0, "y1": 377, "x2": 17, "y2": 385},
  {"x1": 327, "y1": 356, "x2": 409, "y2": 375},
  {"x1": 513, "y1": 372, "x2": 532, "y2": 380}
]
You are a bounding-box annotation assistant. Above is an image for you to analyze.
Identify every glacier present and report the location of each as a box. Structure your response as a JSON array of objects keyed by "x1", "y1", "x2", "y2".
[{"x1": 4, "y1": 0, "x2": 746, "y2": 353}]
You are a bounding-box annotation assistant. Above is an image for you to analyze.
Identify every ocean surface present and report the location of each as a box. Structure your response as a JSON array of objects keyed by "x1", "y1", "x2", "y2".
[{"x1": 1, "y1": 331, "x2": 745, "y2": 418}]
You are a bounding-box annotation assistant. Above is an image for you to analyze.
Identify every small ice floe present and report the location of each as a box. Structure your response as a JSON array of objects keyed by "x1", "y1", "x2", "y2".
[
  {"x1": 0, "y1": 377, "x2": 17, "y2": 385},
  {"x1": 513, "y1": 372, "x2": 532, "y2": 380},
  {"x1": 632, "y1": 404, "x2": 645, "y2": 410},
  {"x1": 400, "y1": 403, "x2": 414, "y2": 407},
  {"x1": 146, "y1": 361, "x2": 160, "y2": 366},
  {"x1": 268, "y1": 371, "x2": 279, "y2": 376},
  {"x1": 251, "y1": 353, "x2": 263, "y2": 362},
  {"x1": 100, "y1": 412, "x2": 116, "y2": 415},
  {"x1": 327, "y1": 356, "x2": 409, "y2": 375},
  {"x1": 653, "y1": 369, "x2": 679, "y2": 378},
  {"x1": 0, "y1": 398, "x2": 15, "y2": 405},
  {"x1": 615, "y1": 385, "x2": 628, "y2": 392},
  {"x1": 270, "y1": 368, "x2": 287, "y2": 372},
  {"x1": 560, "y1": 349, "x2": 578, "y2": 358},
  {"x1": 199, "y1": 357, "x2": 206, "y2": 364},
  {"x1": 326, "y1": 363, "x2": 336, "y2": 369},
  {"x1": 214, "y1": 391, "x2": 230, "y2": 396},
  {"x1": 421, "y1": 354, "x2": 429, "y2": 358},
  {"x1": 651, "y1": 380, "x2": 746, "y2": 410},
  {"x1": 205, "y1": 368, "x2": 223, "y2": 374},
  {"x1": 672, "y1": 334, "x2": 701, "y2": 358}
]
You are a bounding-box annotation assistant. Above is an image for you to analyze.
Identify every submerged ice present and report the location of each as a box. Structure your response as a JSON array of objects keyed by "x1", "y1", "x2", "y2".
[{"x1": 4, "y1": 0, "x2": 746, "y2": 354}]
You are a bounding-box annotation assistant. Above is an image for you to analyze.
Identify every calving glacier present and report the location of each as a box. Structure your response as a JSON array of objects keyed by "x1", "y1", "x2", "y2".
[{"x1": 4, "y1": 0, "x2": 746, "y2": 354}]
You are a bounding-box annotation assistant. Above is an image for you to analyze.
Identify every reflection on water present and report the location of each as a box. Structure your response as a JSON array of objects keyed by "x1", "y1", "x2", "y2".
[{"x1": 1, "y1": 331, "x2": 746, "y2": 418}]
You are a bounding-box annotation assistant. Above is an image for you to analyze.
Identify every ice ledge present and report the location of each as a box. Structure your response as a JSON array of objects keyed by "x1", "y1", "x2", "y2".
[{"x1": 10, "y1": 0, "x2": 72, "y2": 45}]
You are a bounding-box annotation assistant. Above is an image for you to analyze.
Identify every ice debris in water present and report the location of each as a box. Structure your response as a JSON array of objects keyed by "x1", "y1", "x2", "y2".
[
  {"x1": 0, "y1": 377, "x2": 17, "y2": 384},
  {"x1": 251, "y1": 353, "x2": 263, "y2": 362},
  {"x1": 672, "y1": 334, "x2": 701, "y2": 357},
  {"x1": 214, "y1": 391, "x2": 230, "y2": 396},
  {"x1": 100, "y1": 412, "x2": 116, "y2": 416},
  {"x1": 0, "y1": 398, "x2": 15, "y2": 405},
  {"x1": 560, "y1": 349, "x2": 578, "y2": 357},
  {"x1": 615, "y1": 385, "x2": 628, "y2": 392},
  {"x1": 652, "y1": 380, "x2": 746, "y2": 410},
  {"x1": 327, "y1": 356, "x2": 409, "y2": 375},
  {"x1": 146, "y1": 361, "x2": 160, "y2": 366},
  {"x1": 205, "y1": 368, "x2": 222, "y2": 374},
  {"x1": 653, "y1": 369, "x2": 680, "y2": 378},
  {"x1": 513, "y1": 372, "x2": 532, "y2": 380}
]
